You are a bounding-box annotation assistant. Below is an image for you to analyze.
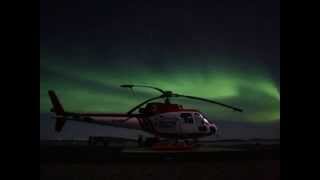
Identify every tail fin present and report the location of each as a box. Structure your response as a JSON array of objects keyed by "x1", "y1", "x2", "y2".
[{"x1": 48, "y1": 90, "x2": 66, "y2": 132}]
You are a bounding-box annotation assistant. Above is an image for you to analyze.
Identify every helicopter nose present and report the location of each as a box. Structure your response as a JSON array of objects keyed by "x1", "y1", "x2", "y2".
[{"x1": 210, "y1": 126, "x2": 217, "y2": 136}]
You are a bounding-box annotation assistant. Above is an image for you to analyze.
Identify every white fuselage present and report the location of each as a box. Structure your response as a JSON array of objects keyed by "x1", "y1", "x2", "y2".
[{"x1": 68, "y1": 111, "x2": 217, "y2": 139}]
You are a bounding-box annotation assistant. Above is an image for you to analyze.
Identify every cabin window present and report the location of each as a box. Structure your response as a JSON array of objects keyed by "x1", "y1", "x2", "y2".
[{"x1": 180, "y1": 113, "x2": 193, "y2": 124}]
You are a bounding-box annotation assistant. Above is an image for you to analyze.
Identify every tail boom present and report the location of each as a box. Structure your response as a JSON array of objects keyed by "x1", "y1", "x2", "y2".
[{"x1": 48, "y1": 90, "x2": 142, "y2": 132}]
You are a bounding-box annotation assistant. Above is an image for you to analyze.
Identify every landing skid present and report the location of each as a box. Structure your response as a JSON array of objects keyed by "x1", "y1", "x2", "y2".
[
  {"x1": 151, "y1": 141, "x2": 194, "y2": 151},
  {"x1": 138, "y1": 136, "x2": 200, "y2": 151}
]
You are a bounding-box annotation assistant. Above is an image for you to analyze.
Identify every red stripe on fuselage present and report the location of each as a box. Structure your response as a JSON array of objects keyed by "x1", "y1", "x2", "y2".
[{"x1": 66, "y1": 112, "x2": 140, "y2": 117}]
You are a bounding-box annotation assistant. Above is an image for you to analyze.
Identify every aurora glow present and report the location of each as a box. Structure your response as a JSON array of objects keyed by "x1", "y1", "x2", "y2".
[{"x1": 40, "y1": 52, "x2": 279, "y2": 123}]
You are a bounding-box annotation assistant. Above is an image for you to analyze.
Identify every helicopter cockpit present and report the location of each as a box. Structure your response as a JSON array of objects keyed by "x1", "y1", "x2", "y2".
[{"x1": 194, "y1": 112, "x2": 213, "y2": 124}]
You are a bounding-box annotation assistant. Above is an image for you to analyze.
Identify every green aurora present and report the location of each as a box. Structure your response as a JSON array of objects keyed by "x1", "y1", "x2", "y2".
[{"x1": 40, "y1": 52, "x2": 280, "y2": 124}]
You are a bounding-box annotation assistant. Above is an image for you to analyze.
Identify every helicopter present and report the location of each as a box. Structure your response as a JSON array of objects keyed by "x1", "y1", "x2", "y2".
[{"x1": 48, "y1": 84, "x2": 243, "y2": 148}]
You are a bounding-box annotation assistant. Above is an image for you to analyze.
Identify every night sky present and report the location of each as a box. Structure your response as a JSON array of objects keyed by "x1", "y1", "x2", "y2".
[{"x1": 40, "y1": 0, "x2": 280, "y2": 140}]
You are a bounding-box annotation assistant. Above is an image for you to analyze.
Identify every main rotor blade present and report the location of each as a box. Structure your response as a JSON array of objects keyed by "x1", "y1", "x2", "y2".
[
  {"x1": 120, "y1": 84, "x2": 166, "y2": 94},
  {"x1": 127, "y1": 95, "x2": 164, "y2": 115},
  {"x1": 174, "y1": 94, "x2": 243, "y2": 112}
]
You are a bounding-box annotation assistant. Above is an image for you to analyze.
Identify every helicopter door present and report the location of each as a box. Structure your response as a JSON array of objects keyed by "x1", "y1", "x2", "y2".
[{"x1": 180, "y1": 112, "x2": 196, "y2": 134}]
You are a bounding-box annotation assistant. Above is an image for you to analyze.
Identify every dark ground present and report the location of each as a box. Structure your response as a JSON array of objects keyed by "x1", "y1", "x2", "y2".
[
  {"x1": 41, "y1": 160, "x2": 280, "y2": 180},
  {"x1": 40, "y1": 141, "x2": 280, "y2": 180}
]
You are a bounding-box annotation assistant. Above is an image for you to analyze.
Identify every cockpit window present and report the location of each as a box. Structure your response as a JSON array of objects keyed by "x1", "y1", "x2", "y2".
[
  {"x1": 180, "y1": 113, "x2": 193, "y2": 124},
  {"x1": 194, "y1": 112, "x2": 212, "y2": 124}
]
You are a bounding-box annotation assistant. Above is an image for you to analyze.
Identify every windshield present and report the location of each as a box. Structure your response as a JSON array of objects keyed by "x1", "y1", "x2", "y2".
[
  {"x1": 199, "y1": 113, "x2": 213, "y2": 124},
  {"x1": 195, "y1": 112, "x2": 213, "y2": 124}
]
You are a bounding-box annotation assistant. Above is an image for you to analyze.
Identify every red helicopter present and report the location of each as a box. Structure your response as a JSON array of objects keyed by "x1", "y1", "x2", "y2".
[{"x1": 48, "y1": 85, "x2": 242, "y2": 149}]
